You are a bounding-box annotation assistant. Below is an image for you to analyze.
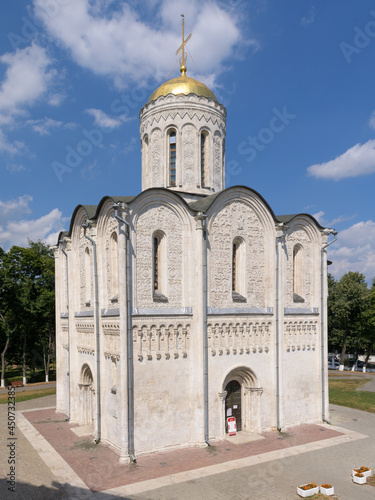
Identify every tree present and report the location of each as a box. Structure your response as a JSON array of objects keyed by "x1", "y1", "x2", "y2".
[
  {"x1": 0, "y1": 241, "x2": 55, "y2": 384},
  {"x1": 328, "y1": 271, "x2": 368, "y2": 370}
]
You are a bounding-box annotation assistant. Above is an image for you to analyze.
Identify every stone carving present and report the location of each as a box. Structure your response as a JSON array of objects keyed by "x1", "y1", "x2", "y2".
[
  {"x1": 103, "y1": 322, "x2": 120, "y2": 359},
  {"x1": 132, "y1": 321, "x2": 190, "y2": 361},
  {"x1": 79, "y1": 229, "x2": 93, "y2": 311},
  {"x1": 283, "y1": 320, "x2": 318, "y2": 351},
  {"x1": 151, "y1": 128, "x2": 162, "y2": 186},
  {"x1": 183, "y1": 125, "x2": 195, "y2": 188},
  {"x1": 209, "y1": 201, "x2": 265, "y2": 308},
  {"x1": 213, "y1": 132, "x2": 222, "y2": 191},
  {"x1": 285, "y1": 229, "x2": 312, "y2": 308},
  {"x1": 104, "y1": 215, "x2": 119, "y2": 309},
  {"x1": 135, "y1": 204, "x2": 183, "y2": 308},
  {"x1": 76, "y1": 322, "x2": 95, "y2": 355},
  {"x1": 208, "y1": 321, "x2": 271, "y2": 356}
]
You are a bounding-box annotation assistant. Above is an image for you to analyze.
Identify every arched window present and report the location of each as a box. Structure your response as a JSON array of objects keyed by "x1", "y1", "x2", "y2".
[
  {"x1": 110, "y1": 232, "x2": 118, "y2": 301},
  {"x1": 232, "y1": 237, "x2": 246, "y2": 302},
  {"x1": 200, "y1": 131, "x2": 208, "y2": 187},
  {"x1": 293, "y1": 244, "x2": 304, "y2": 302},
  {"x1": 169, "y1": 130, "x2": 177, "y2": 186},
  {"x1": 85, "y1": 246, "x2": 91, "y2": 306},
  {"x1": 143, "y1": 135, "x2": 149, "y2": 179},
  {"x1": 153, "y1": 231, "x2": 167, "y2": 301}
]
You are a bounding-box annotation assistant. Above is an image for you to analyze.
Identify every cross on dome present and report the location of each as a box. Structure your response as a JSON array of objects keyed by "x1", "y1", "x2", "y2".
[{"x1": 175, "y1": 14, "x2": 192, "y2": 76}]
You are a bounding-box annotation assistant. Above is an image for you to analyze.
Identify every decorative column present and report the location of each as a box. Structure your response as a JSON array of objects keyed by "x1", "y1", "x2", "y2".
[{"x1": 218, "y1": 391, "x2": 227, "y2": 439}]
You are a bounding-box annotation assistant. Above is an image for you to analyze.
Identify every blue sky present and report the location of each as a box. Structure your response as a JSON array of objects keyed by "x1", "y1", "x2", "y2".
[{"x1": 0, "y1": 0, "x2": 375, "y2": 283}]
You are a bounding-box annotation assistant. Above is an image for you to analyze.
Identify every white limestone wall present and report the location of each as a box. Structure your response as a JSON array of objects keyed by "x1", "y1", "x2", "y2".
[
  {"x1": 281, "y1": 317, "x2": 322, "y2": 425},
  {"x1": 133, "y1": 354, "x2": 192, "y2": 454}
]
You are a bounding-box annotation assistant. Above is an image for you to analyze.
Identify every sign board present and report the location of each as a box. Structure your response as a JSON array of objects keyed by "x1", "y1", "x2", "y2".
[
  {"x1": 227, "y1": 408, "x2": 232, "y2": 417},
  {"x1": 227, "y1": 416, "x2": 237, "y2": 436}
]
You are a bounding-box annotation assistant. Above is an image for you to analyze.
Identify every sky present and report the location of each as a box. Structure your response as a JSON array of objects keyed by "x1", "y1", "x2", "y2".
[{"x1": 0, "y1": 0, "x2": 375, "y2": 284}]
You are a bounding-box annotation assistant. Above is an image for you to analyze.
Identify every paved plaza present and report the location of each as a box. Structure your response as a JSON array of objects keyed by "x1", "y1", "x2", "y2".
[{"x1": 1, "y1": 375, "x2": 375, "y2": 499}]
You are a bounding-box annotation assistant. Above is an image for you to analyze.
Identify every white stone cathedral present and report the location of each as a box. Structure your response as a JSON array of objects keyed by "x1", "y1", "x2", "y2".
[{"x1": 55, "y1": 30, "x2": 335, "y2": 463}]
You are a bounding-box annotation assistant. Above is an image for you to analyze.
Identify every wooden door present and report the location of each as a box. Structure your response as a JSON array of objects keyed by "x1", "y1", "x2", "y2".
[{"x1": 225, "y1": 380, "x2": 242, "y2": 431}]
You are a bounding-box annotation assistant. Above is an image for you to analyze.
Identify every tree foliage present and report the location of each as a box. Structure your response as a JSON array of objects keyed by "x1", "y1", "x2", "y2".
[
  {"x1": 0, "y1": 240, "x2": 55, "y2": 384},
  {"x1": 328, "y1": 271, "x2": 375, "y2": 367}
]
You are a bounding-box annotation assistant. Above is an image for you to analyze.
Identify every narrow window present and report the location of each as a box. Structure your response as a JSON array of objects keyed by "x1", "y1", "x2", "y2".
[
  {"x1": 153, "y1": 236, "x2": 159, "y2": 291},
  {"x1": 169, "y1": 130, "x2": 176, "y2": 186},
  {"x1": 153, "y1": 232, "x2": 168, "y2": 301},
  {"x1": 144, "y1": 135, "x2": 149, "y2": 179},
  {"x1": 232, "y1": 238, "x2": 246, "y2": 302},
  {"x1": 110, "y1": 232, "x2": 118, "y2": 300},
  {"x1": 201, "y1": 132, "x2": 207, "y2": 187},
  {"x1": 232, "y1": 242, "x2": 237, "y2": 292},
  {"x1": 293, "y1": 245, "x2": 304, "y2": 302}
]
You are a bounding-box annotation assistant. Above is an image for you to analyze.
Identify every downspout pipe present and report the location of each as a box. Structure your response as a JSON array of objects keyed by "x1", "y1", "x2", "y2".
[
  {"x1": 275, "y1": 224, "x2": 288, "y2": 432},
  {"x1": 202, "y1": 215, "x2": 210, "y2": 446},
  {"x1": 113, "y1": 204, "x2": 136, "y2": 463},
  {"x1": 321, "y1": 230, "x2": 337, "y2": 425},
  {"x1": 83, "y1": 220, "x2": 101, "y2": 444},
  {"x1": 60, "y1": 240, "x2": 71, "y2": 421}
]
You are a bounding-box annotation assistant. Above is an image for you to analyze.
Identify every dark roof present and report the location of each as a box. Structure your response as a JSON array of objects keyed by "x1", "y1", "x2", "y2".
[{"x1": 275, "y1": 213, "x2": 326, "y2": 230}]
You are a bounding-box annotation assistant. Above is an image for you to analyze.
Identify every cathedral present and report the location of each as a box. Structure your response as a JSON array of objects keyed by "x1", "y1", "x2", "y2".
[{"x1": 55, "y1": 25, "x2": 335, "y2": 463}]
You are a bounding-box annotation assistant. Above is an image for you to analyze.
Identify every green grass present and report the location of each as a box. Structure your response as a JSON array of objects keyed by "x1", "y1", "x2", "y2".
[
  {"x1": 0, "y1": 366, "x2": 56, "y2": 385},
  {"x1": 0, "y1": 387, "x2": 56, "y2": 404},
  {"x1": 329, "y1": 378, "x2": 375, "y2": 413}
]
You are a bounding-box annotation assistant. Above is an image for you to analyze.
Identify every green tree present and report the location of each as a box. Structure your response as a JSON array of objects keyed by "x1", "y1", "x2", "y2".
[
  {"x1": 0, "y1": 241, "x2": 55, "y2": 384},
  {"x1": 328, "y1": 271, "x2": 368, "y2": 369}
]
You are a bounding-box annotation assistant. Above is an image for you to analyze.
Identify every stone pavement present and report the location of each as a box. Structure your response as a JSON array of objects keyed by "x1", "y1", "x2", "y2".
[{"x1": 1, "y1": 391, "x2": 375, "y2": 499}]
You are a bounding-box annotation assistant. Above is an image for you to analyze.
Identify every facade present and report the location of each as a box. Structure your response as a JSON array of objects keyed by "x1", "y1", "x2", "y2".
[{"x1": 55, "y1": 56, "x2": 335, "y2": 463}]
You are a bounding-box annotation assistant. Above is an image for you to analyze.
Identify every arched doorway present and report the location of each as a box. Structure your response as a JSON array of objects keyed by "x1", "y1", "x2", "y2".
[
  {"x1": 79, "y1": 364, "x2": 94, "y2": 425},
  {"x1": 225, "y1": 380, "x2": 242, "y2": 431},
  {"x1": 221, "y1": 366, "x2": 263, "y2": 436}
]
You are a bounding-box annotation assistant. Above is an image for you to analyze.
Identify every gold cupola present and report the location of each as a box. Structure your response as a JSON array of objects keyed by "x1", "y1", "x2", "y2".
[{"x1": 147, "y1": 65, "x2": 217, "y2": 103}]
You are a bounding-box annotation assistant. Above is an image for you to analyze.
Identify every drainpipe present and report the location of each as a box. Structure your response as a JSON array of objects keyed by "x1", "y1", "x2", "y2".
[
  {"x1": 321, "y1": 230, "x2": 337, "y2": 425},
  {"x1": 113, "y1": 204, "x2": 136, "y2": 463},
  {"x1": 82, "y1": 220, "x2": 101, "y2": 444},
  {"x1": 275, "y1": 224, "x2": 287, "y2": 432},
  {"x1": 202, "y1": 215, "x2": 210, "y2": 446},
  {"x1": 60, "y1": 239, "x2": 71, "y2": 421}
]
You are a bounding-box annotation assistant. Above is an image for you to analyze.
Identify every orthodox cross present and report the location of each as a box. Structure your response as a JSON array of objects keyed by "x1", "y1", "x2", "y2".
[{"x1": 176, "y1": 14, "x2": 192, "y2": 70}]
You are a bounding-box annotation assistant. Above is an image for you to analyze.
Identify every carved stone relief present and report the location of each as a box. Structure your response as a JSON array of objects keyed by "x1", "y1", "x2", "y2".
[
  {"x1": 286, "y1": 229, "x2": 312, "y2": 307},
  {"x1": 151, "y1": 128, "x2": 162, "y2": 186},
  {"x1": 208, "y1": 321, "x2": 271, "y2": 356},
  {"x1": 209, "y1": 201, "x2": 265, "y2": 308},
  {"x1": 76, "y1": 321, "x2": 95, "y2": 355},
  {"x1": 136, "y1": 204, "x2": 182, "y2": 308},
  {"x1": 132, "y1": 321, "x2": 190, "y2": 361},
  {"x1": 283, "y1": 320, "x2": 318, "y2": 351}
]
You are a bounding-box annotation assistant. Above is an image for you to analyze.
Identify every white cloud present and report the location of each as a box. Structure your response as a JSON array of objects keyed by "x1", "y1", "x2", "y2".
[
  {"x1": 312, "y1": 211, "x2": 357, "y2": 228},
  {"x1": 26, "y1": 117, "x2": 76, "y2": 135},
  {"x1": 0, "y1": 195, "x2": 33, "y2": 222},
  {"x1": 0, "y1": 44, "x2": 53, "y2": 112},
  {"x1": 0, "y1": 207, "x2": 66, "y2": 249},
  {"x1": 301, "y1": 7, "x2": 316, "y2": 26},
  {"x1": 307, "y1": 140, "x2": 375, "y2": 180},
  {"x1": 328, "y1": 220, "x2": 375, "y2": 283},
  {"x1": 6, "y1": 163, "x2": 27, "y2": 173},
  {"x1": 85, "y1": 108, "x2": 123, "y2": 129},
  {"x1": 369, "y1": 110, "x2": 375, "y2": 130},
  {"x1": 0, "y1": 43, "x2": 57, "y2": 154},
  {"x1": 33, "y1": 0, "x2": 252, "y2": 89}
]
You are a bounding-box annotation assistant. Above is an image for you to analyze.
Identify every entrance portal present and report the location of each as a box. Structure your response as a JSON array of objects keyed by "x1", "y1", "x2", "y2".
[{"x1": 225, "y1": 380, "x2": 242, "y2": 431}]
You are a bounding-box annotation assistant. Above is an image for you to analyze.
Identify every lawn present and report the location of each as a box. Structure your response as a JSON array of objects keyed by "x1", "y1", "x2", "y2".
[
  {"x1": 329, "y1": 377, "x2": 375, "y2": 413},
  {"x1": 0, "y1": 387, "x2": 56, "y2": 404}
]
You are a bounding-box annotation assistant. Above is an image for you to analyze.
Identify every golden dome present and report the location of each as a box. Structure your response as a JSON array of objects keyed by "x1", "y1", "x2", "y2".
[{"x1": 147, "y1": 66, "x2": 217, "y2": 103}]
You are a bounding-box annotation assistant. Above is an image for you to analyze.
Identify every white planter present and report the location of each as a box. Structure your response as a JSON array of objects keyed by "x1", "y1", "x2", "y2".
[
  {"x1": 353, "y1": 474, "x2": 366, "y2": 485},
  {"x1": 297, "y1": 485, "x2": 319, "y2": 497},
  {"x1": 352, "y1": 468, "x2": 371, "y2": 478},
  {"x1": 320, "y1": 485, "x2": 334, "y2": 495}
]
